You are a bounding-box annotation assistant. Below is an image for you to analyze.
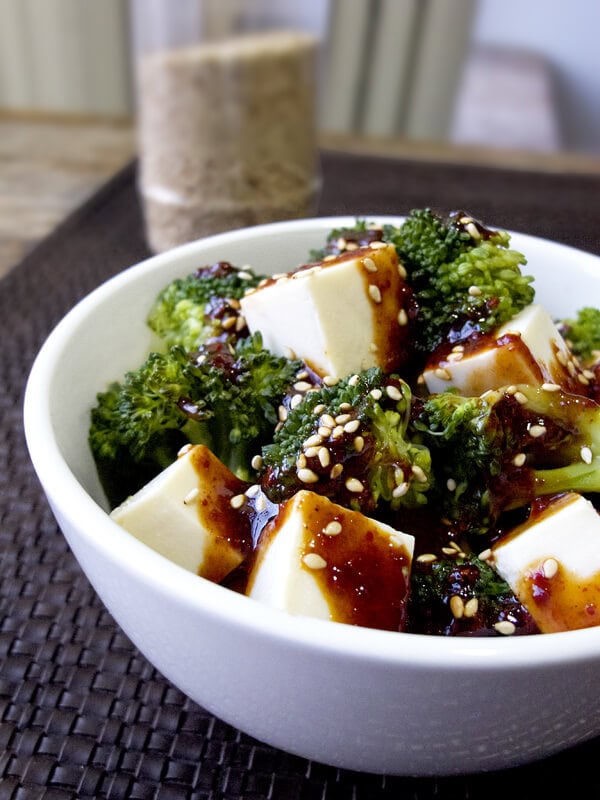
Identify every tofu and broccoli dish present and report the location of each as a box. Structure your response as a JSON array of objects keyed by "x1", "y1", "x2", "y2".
[{"x1": 89, "y1": 209, "x2": 600, "y2": 637}]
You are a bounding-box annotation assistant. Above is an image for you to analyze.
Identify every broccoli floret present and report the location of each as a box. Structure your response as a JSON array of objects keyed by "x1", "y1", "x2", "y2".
[
  {"x1": 558, "y1": 306, "x2": 600, "y2": 365},
  {"x1": 147, "y1": 261, "x2": 264, "y2": 351},
  {"x1": 308, "y1": 219, "x2": 382, "y2": 261},
  {"x1": 388, "y1": 209, "x2": 535, "y2": 352},
  {"x1": 408, "y1": 554, "x2": 538, "y2": 636},
  {"x1": 414, "y1": 385, "x2": 600, "y2": 535},
  {"x1": 260, "y1": 368, "x2": 432, "y2": 514},
  {"x1": 90, "y1": 333, "x2": 301, "y2": 506}
]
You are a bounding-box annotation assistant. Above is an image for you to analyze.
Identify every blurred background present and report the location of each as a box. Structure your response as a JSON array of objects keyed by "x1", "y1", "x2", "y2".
[{"x1": 1, "y1": 0, "x2": 599, "y2": 274}]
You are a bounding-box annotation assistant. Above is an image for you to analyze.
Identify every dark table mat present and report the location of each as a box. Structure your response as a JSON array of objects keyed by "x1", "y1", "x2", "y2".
[{"x1": 2, "y1": 152, "x2": 600, "y2": 799}]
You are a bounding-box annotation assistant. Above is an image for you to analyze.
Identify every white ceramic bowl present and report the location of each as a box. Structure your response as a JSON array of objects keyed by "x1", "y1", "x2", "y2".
[{"x1": 24, "y1": 217, "x2": 600, "y2": 776}]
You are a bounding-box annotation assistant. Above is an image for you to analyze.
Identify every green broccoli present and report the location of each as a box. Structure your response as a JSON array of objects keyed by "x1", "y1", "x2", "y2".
[
  {"x1": 308, "y1": 219, "x2": 383, "y2": 261},
  {"x1": 260, "y1": 367, "x2": 432, "y2": 514},
  {"x1": 414, "y1": 385, "x2": 600, "y2": 535},
  {"x1": 90, "y1": 333, "x2": 301, "y2": 506},
  {"x1": 558, "y1": 306, "x2": 600, "y2": 365},
  {"x1": 386, "y1": 209, "x2": 535, "y2": 352},
  {"x1": 147, "y1": 261, "x2": 264, "y2": 351}
]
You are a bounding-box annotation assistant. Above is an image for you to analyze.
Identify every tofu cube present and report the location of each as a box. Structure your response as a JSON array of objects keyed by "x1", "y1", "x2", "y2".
[
  {"x1": 110, "y1": 445, "x2": 249, "y2": 582},
  {"x1": 490, "y1": 493, "x2": 600, "y2": 633},
  {"x1": 423, "y1": 304, "x2": 583, "y2": 396},
  {"x1": 240, "y1": 244, "x2": 412, "y2": 379},
  {"x1": 246, "y1": 490, "x2": 415, "y2": 631}
]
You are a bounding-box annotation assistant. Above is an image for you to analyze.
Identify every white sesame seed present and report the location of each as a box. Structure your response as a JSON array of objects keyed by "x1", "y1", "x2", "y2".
[
  {"x1": 278, "y1": 405, "x2": 288, "y2": 422},
  {"x1": 392, "y1": 482, "x2": 409, "y2": 498},
  {"x1": 452, "y1": 344, "x2": 465, "y2": 352},
  {"x1": 578, "y1": 373, "x2": 590, "y2": 386},
  {"x1": 304, "y1": 434, "x2": 323, "y2": 448},
  {"x1": 348, "y1": 374, "x2": 360, "y2": 386},
  {"x1": 583, "y1": 369, "x2": 595, "y2": 380},
  {"x1": 302, "y1": 553, "x2": 327, "y2": 570},
  {"x1": 442, "y1": 547, "x2": 457, "y2": 556},
  {"x1": 304, "y1": 446, "x2": 320, "y2": 458},
  {"x1": 542, "y1": 557, "x2": 559, "y2": 579},
  {"x1": 323, "y1": 521, "x2": 342, "y2": 536},
  {"x1": 345, "y1": 477, "x2": 364, "y2": 493},
  {"x1": 290, "y1": 393, "x2": 304, "y2": 409},
  {"x1": 255, "y1": 494, "x2": 268, "y2": 512},
  {"x1": 323, "y1": 254, "x2": 337, "y2": 262},
  {"x1": 478, "y1": 548, "x2": 492, "y2": 561},
  {"x1": 337, "y1": 237, "x2": 347, "y2": 250},
  {"x1": 323, "y1": 375, "x2": 339, "y2": 386},
  {"x1": 344, "y1": 419, "x2": 360, "y2": 433},
  {"x1": 446, "y1": 352, "x2": 463, "y2": 362},
  {"x1": 294, "y1": 381, "x2": 313, "y2": 392},
  {"x1": 370, "y1": 388, "x2": 382, "y2": 400},
  {"x1": 581, "y1": 446, "x2": 593, "y2": 464},
  {"x1": 416, "y1": 553, "x2": 437, "y2": 563},
  {"x1": 251, "y1": 455, "x2": 263, "y2": 470},
  {"x1": 494, "y1": 620, "x2": 516, "y2": 636},
  {"x1": 368, "y1": 285, "x2": 382, "y2": 303},
  {"x1": 230, "y1": 494, "x2": 246, "y2": 509},
  {"x1": 541, "y1": 382, "x2": 561, "y2": 392},
  {"x1": 411, "y1": 465, "x2": 428, "y2": 483},
  {"x1": 296, "y1": 454, "x2": 307, "y2": 470},
  {"x1": 318, "y1": 426, "x2": 332, "y2": 438},
  {"x1": 335, "y1": 413, "x2": 351, "y2": 424},
  {"x1": 282, "y1": 346, "x2": 296, "y2": 360},
  {"x1": 313, "y1": 404, "x2": 326, "y2": 415},
  {"x1": 528, "y1": 424, "x2": 546, "y2": 438},
  {"x1": 513, "y1": 453, "x2": 527, "y2": 467},
  {"x1": 362, "y1": 257, "x2": 378, "y2": 272},
  {"x1": 465, "y1": 222, "x2": 481, "y2": 240},
  {"x1": 369, "y1": 240, "x2": 387, "y2": 249},
  {"x1": 468, "y1": 285, "x2": 482, "y2": 297},
  {"x1": 183, "y1": 488, "x2": 200, "y2": 505},
  {"x1": 297, "y1": 468, "x2": 319, "y2": 484},
  {"x1": 450, "y1": 596, "x2": 464, "y2": 619},
  {"x1": 464, "y1": 597, "x2": 479, "y2": 618},
  {"x1": 346, "y1": 242, "x2": 358, "y2": 251},
  {"x1": 397, "y1": 262, "x2": 407, "y2": 280},
  {"x1": 446, "y1": 478, "x2": 457, "y2": 491},
  {"x1": 397, "y1": 309, "x2": 408, "y2": 326},
  {"x1": 246, "y1": 484, "x2": 261, "y2": 497},
  {"x1": 339, "y1": 403, "x2": 352, "y2": 411},
  {"x1": 318, "y1": 447, "x2": 331, "y2": 468},
  {"x1": 177, "y1": 443, "x2": 194, "y2": 457},
  {"x1": 556, "y1": 350, "x2": 568, "y2": 367},
  {"x1": 331, "y1": 425, "x2": 344, "y2": 439},
  {"x1": 514, "y1": 392, "x2": 529, "y2": 406},
  {"x1": 320, "y1": 414, "x2": 336, "y2": 428},
  {"x1": 386, "y1": 385, "x2": 403, "y2": 401},
  {"x1": 568, "y1": 360, "x2": 577, "y2": 377},
  {"x1": 353, "y1": 436, "x2": 365, "y2": 453}
]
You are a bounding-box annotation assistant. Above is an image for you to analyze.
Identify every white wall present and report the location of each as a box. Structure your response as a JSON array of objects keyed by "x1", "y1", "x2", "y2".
[{"x1": 473, "y1": 0, "x2": 600, "y2": 153}]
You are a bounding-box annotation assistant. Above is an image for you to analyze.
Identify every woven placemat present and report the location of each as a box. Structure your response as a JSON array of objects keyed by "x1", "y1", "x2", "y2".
[{"x1": 2, "y1": 154, "x2": 600, "y2": 799}]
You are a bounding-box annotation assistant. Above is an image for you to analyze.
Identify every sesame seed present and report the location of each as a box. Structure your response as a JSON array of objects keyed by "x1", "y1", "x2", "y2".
[
  {"x1": 251, "y1": 455, "x2": 263, "y2": 470},
  {"x1": 337, "y1": 237, "x2": 347, "y2": 250},
  {"x1": 296, "y1": 454, "x2": 307, "y2": 469},
  {"x1": 278, "y1": 405, "x2": 288, "y2": 422},
  {"x1": 392, "y1": 482, "x2": 409, "y2": 498},
  {"x1": 346, "y1": 242, "x2": 358, "y2": 251},
  {"x1": 528, "y1": 424, "x2": 546, "y2": 438},
  {"x1": 345, "y1": 477, "x2": 364, "y2": 493},
  {"x1": 177, "y1": 443, "x2": 194, "y2": 457},
  {"x1": 464, "y1": 597, "x2": 479, "y2": 618},
  {"x1": 323, "y1": 521, "x2": 342, "y2": 536},
  {"x1": 283, "y1": 346, "x2": 296, "y2": 360},
  {"x1": 297, "y1": 468, "x2": 319, "y2": 484},
  {"x1": 556, "y1": 350, "x2": 568, "y2": 366},
  {"x1": 318, "y1": 426, "x2": 332, "y2": 438},
  {"x1": 320, "y1": 413, "x2": 336, "y2": 428},
  {"x1": 368, "y1": 285, "x2": 382, "y2": 303},
  {"x1": 411, "y1": 465, "x2": 428, "y2": 483},
  {"x1": 465, "y1": 222, "x2": 481, "y2": 240},
  {"x1": 344, "y1": 419, "x2": 360, "y2": 433},
  {"x1": 385, "y1": 384, "x2": 402, "y2": 401},
  {"x1": 323, "y1": 254, "x2": 337, "y2": 261},
  {"x1": 434, "y1": 367, "x2": 452, "y2": 381},
  {"x1": 294, "y1": 381, "x2": 313, "y2": 392},
  {"x1": 397, "y1": 309, "x2": 408, "y2": 326},
  {"x1": 450, "y1": 595, "x2": 464, "y2": 619},
  {"x1": 330, "y1": 464, "x2": 344, "y2": 479},
  {"x1": 335, "y1": 413, "x2": 351, "y2": 424},
  {"x1": 542, "y1": 382, "x2": 561, "y2": 392},
  {"x1": 272, "y1": 272, "x2": 287, "y2": 280},
  {"x1": 494, "y1": 620, "x2": 516, "y2": 636},
  {"x1": 513, "y1": 453, "x2": 527, "y2": 467},
  {"x1": 397, "y1": 262, "x2": 407, "y2": 280},
  {"x1": 568, "y1": 360, "x2": 577, "y2": 377},
  {"x1": 542, "y1": 557, "x2": 559, "y2": 579},
  {"x1": 353, "y1": 436, "x2": 365, "y2": 453},
  {"x1": 303, "y1": 553, "x2": 327, "y2": 570},
  {"x1": 313, "y1": 404, "x2": 326, "y2": 415},
  {"x1": 318, "y1": 447, "x2": 331, "y2": 468},
  {"x1": 183, "y1": 488, "x2": 200, "y2": 505},
  {"x1": 304, "y1": 446, "x2": 320, "y2": 458},
  {"x1": 290, "y1": 393, "x2": 304, "y2": 409},
  {"x1": 370, "y1": 388, "x2": 382, "y2": 400},
  {"x1": 578, "y1": 373, "x2": 590, "y2": 386},
  {"x1": 581, "y1": 446, "x2": 593, "y2": 464},
  {"x1": 237, "y1": 270, "x2": 254, "y2": 280},
  {"x1": 323, "y1": 375, "x2": 339, "y2": 386},
  {"x1": 583, "y1": 369, "x2": 595, "y2": 380},
  {"x1": 442, "y1": 547, "x2": 457, "y2": 556},
  {"x1": 394, "y1": 467, "x2": 405, "y2": 483},
  {"x1": 514, "y1": 391, "x2": 529, "y2": 405},
  {"x1": 362, "y1": 257, "x2": 378, "y2": 272},
  {"x1": 348, "y1": 374, "x2": 360, "y2": 386},
  {"x1": 446, "y1": 478, "x2": 457, "y2": 491},
  {"x1": 331, "y1": 425, "x2": 345, "y2": 439},
  {"x1": 221, "y1": 316, "x2": 237, "y2": 330},
  {"x1": 446, "y1": 352, "x2": 463, "y2": 362},
  {"x1": 255, "y1": 494, "x2": 268, "y2": 512},
  {"x1": 452, "y1": 344, "x2": 465, "y2": 352},
  {"x1": 478, "y1": 548, "x2": 492, "y2": 561},
  {"x1": 230, "y1": 494, "x2": 246, "y2": 509},
  {"x1": 369, "y1": 240, "x2": 387, "y2": 249},
  {"x1": 468, "y1": 285, "x2": 482, "y2": 297},
  {"x1": 246, "y1": 484, "x2": 261, "y2": 497},
  {"x1": 416, "y1": 553, "x2": 437, "y2": 563},
  {"x1": 339, "y1": 403, "x2": 352, "y2": 411}
]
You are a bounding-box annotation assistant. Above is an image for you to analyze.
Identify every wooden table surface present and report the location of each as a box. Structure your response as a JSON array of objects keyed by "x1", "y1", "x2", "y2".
[{"x1": 2, "y1": 110, "x2": 600, "y2": 281}]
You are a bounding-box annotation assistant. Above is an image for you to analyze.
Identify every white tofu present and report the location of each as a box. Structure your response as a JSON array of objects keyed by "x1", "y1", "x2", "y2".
[
  {"x1": 246, "y1": 490, "x2": 415, "y2": 631},
  {"x1": 240, "y1": 244, "x2": 412, "y2": 379},
  {"x1": 490, "y1": 493, "x2": 600, "y2": 632},
  {"x1": 423, "y1": 303, "x2": 582, "y2": 396},
  {"x1": 110, "y1": 445, "x2": 248, "y2": 582}
]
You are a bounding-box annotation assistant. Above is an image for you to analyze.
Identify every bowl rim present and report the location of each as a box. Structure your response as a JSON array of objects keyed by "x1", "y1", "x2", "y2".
[{"x1": 23, "y1": 215, "x2": 600, "y2": 670}]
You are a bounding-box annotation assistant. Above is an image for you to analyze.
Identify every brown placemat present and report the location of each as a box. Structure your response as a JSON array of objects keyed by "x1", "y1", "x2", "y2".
[{"x1": 2, "y1": 153, "x2": 600, "y2": 799}]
